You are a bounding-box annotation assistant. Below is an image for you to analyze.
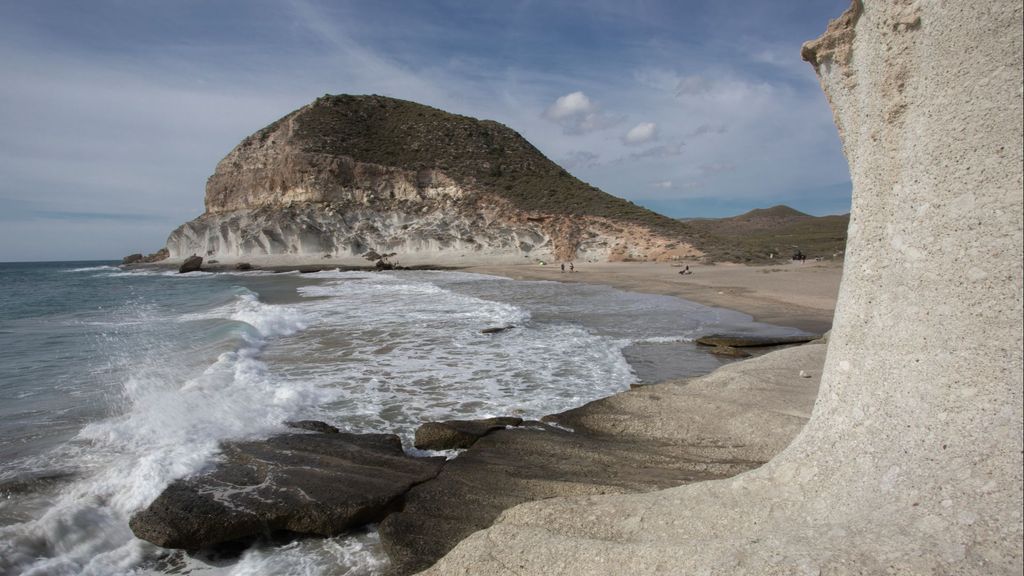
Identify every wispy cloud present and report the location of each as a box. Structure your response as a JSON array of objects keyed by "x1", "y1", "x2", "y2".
[{"x1": 0, "y1": 0, "x2": 852, "y2": 259}]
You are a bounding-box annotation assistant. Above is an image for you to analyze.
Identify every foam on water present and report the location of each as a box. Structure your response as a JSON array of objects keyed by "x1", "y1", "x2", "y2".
[
  {"x1": 1, "y1": 266, "x2": 809, "y2": 576},
  {"x1": 0, "y1": 288, "x2": 326, "y2": 576},
  {"x1": 273, "y1": 272, "x2": 636, "y2": 442}
]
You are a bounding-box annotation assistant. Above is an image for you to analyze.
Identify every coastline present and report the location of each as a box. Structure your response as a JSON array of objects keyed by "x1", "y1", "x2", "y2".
[
  {"x1": 140, "y1": 257, "x2": 841, "y2": 334},
  {"x1": 465, "y1": 260, "x2": 842, "y2": 334}
]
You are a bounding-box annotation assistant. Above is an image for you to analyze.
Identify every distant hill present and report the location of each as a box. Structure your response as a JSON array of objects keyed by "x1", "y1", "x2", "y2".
[{"x1": 681, "y1": 205, "x2": 849, "y2": 263}]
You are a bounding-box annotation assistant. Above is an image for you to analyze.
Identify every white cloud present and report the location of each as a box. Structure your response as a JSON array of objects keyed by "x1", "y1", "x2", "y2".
[
  {"x1": 545, "y1": 91, "x2": 595, "y2": 120},
  {"x1": 543, "y1": 91, "x2": 622, "y2": 135},
  {"x1": 651, "y1": 179, "x2": 674, "y2": 189},
  {"x1": 623, "y1": 122, "x2": 657, "y2": 145}
]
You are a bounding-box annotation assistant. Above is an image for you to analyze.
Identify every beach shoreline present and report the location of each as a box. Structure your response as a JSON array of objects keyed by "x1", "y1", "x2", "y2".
[
  {"x1": 136, "y1": 258, "x2": 841, "y2": 334},
  {"x1": 464, "y1": 260, "x2": 842, "y2": 334}
]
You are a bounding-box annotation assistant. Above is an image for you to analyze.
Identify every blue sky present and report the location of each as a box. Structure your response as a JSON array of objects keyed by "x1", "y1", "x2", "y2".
[{"x1": 0, "y1": 0, "x2": 851, "y2": 261}]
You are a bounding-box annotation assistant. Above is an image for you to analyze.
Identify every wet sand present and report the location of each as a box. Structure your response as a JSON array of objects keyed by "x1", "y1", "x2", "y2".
[{"x1": 465, "y1": 260, "x2": 843, "y2": 334}]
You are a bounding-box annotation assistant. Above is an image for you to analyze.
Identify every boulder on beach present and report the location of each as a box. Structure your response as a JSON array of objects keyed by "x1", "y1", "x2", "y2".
[
  {"x1": 122, "y1": 253, "x2": 144, "y2": 265},
  {"x1": 235, "y1": 262, "x2": 253, "y2": 270},
  {"x1": 413, "y1": 417, "x2": 524, "y2": 450},
  {"x1": 178, "y1": 255, "x2": 203, "y2": 274},
  {"x1": 129, "y1": 432, "x2": 444, "y2": 549}
]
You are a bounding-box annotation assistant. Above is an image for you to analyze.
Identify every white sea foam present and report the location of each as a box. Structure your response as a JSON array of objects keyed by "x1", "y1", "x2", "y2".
[
  {"x1": 0, "y1": 290, "x2": 326, "y2": 576},
  {"x1": 1, "y1": 268, "x2": 791, "y2": 575},
  {"x1": 66, "y1": 265, "x2": 120, "y2": 272},
  {"x1": 275, "y1": 272, "x2": 636, "y2": 442}
]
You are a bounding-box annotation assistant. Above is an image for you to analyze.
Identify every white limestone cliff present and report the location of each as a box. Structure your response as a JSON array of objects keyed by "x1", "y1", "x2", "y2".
[{"x1": 420, "y1": 1, "x2": 1024, "y2": 573}]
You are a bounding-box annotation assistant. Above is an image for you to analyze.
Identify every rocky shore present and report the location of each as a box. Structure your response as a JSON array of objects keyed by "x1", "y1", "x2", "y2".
[{"x1": 129, "y1": 337, "x2": 826, "y2": 573}]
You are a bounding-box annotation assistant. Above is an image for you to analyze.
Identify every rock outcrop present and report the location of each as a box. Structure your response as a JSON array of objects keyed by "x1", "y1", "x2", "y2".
[
  {"x1": 129, "y1": 431, "x2": 444, "y2": 549},
  {"x1": 413, "y1": 417, "x2": 524, "y2": 450},
  {"x1": 165, "y1": 95, "x2": 702, "y2": 265},
  {"x1": 422, "y1": 1, "x2": 1024, "y2": 574},
  {"x1": 383, "y1": 343, "x2": 826, "y2": 574}
]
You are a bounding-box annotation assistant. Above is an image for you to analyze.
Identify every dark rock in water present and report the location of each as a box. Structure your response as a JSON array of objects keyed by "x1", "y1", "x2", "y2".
[
  {"x1": 142, "y1": 248, "x2": 170, "y2": 263},
  {"x1": 129, "y1": 432, "x2": 444, "y2": 550},
  {"x1": 298, "y1": 267, "x2": 323, "y2": 274},
  {"x1": 125, "y1": 249, "x2": 170, "y2": 265},
  {"x1": 375, "y1": 259, "x2": 396, "y2": 270},
  {"x1": 480, "y1": 325, "x2": 515, "y2": 334},
  {"x1": 285, "y1": 420, "x2": 340, "y2": 434},
  {"x1": 235, "y1": 262, "x2": 253, "y2": 271},
  {"x1": 178, "y1": 255, "x2": 203, "y2": 274},
  {"x1": 709, "y1": 345, "x2": 751, "y2": 358},
  {"x1": 413, "y1": 417, "x2": 524, "y2": 450},
  {"x1": 380, "y1": 422, "x2": 754, "y2": 574},
  {"x1": 696, "y1": 334, "x2": 818, "y2": 348}
]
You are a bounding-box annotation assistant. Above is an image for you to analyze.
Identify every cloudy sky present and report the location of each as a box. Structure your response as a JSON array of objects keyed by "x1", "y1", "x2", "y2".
[{"x1": 0, "y1": 0, "x2": 851, "y2": 262}]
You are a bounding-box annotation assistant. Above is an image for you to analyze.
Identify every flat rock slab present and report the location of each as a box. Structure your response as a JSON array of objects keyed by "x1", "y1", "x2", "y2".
[
  {"x1": 130, "y1": 432, "x2": 444, "y2": 550},
  {"x1": 413, "y1": 417, "x2": 524, "y2": 450},
  {"x1": 382, "y1": 343, "x2": 827, "y2": 574},
  {"x1": 696, "y1": 334, "x2": 818, "y2": 348},
  {"x1": 381, "y1": 423, "x2": 758, "y2": 574}
]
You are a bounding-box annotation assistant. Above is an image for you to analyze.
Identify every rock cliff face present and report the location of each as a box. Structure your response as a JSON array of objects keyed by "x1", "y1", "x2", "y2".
[
  {"x1": 423, "y1": 1, "x2": 1024, "y2": 574},
  {"x1": 167, "y1": 95, "x2": 699, "y2": 264}
]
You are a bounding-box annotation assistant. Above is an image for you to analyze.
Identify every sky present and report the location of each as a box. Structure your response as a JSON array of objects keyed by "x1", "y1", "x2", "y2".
[{"x1": 0, "y1": 0, "x2": 852, "y2": 262}]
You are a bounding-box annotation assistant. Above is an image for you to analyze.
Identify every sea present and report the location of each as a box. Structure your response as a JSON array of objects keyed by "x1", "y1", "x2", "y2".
[{"x1": 0, "y1": 260, "x2": 807, "y2": 576}]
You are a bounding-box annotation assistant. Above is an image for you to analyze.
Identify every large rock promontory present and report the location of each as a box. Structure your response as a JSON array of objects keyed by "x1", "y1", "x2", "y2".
[{"x1": 165, "y1": 95, "x2": 702, "y2": 265}]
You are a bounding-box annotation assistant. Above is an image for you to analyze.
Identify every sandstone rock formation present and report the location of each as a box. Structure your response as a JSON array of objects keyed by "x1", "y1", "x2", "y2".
[
  {"x1": 422, "y1": 1, "x2": 1024, "y2": 574},
  {"x1": 166, "y1": 95, "x2": 702, "y2": 266}
]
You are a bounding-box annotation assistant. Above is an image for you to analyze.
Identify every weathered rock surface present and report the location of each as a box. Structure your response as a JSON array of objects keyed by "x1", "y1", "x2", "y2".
[
  {"x1": 480, "y1": 325, "x2": 514, "y2": 334},
  {"x1": 413, "y1": 417, "x2": 524, "y2": 450},
  {"x1": 177, "y1": 255, "x2": 202, "y2": 274},
  {"x1": 384, "y1": 343, "x2": 826, "y2": 574},
  {"x1": 165, "y1": 95, "x2": 702, "y2": 265},
  {"x1": 695, "y1": 334, "x2": 818, "y2": 348},
  {"x1": 129, "y1": 432, "x2": 444, "y2": 549},
  {"x1": 284, "y1": 419, "x2": 339, "y2": 434},
  {"x1": 424, "y1": 1, "x2": 1024, "y2": 574}
]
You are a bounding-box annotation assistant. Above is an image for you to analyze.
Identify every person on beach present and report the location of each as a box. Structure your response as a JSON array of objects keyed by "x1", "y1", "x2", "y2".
[
  {"x1": 678, "y1": 265, "x2": 692, "y2": 275},
  {"x1": 569, "y1": 262, "x2": 575, "y2": 272},
  {"x1": 561, "y1": 263, "x2": 565, "y2": 273}
]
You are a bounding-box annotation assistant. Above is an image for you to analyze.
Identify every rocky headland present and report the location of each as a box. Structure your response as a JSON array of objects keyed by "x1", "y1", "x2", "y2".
[{"x1": 163, "y1": 95, "x2": 705, "y2": 267}]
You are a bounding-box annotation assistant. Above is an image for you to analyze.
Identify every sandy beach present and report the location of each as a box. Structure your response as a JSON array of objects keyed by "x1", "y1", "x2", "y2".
[{"x1": 465, "y1": 260, "x2": 843, "y2": 334}]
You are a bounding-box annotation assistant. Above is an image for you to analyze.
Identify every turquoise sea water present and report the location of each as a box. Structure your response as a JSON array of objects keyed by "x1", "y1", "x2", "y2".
[{"x1": 0, "y1": 261, "x2": 805, "y2": 575}]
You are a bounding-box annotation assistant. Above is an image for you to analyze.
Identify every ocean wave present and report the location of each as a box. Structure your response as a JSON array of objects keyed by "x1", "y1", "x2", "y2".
[
  {"x1": 65, "y1": 265, "x2": 119, "y2": 273},
  {"x1": 0, "y1": 287, "x2": 325, "y2": 575}
]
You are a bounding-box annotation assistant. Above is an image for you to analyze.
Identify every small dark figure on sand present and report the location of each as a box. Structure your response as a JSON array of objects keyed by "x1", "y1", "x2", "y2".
[
  {"x1": 569, "y1": 262, "x2": 575, "y2": 272},
  {"x1": 679, "y1": 265, "x2": 692, "y2": 275},
  {"x1": 560, "y1": 263, "x2": 565, "y2": 273}
]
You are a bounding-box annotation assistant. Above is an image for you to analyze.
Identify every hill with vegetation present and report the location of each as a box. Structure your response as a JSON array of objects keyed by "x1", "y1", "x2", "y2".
[{"x1": 682, "y1": 205, "x2": 849, "y2": 263}]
